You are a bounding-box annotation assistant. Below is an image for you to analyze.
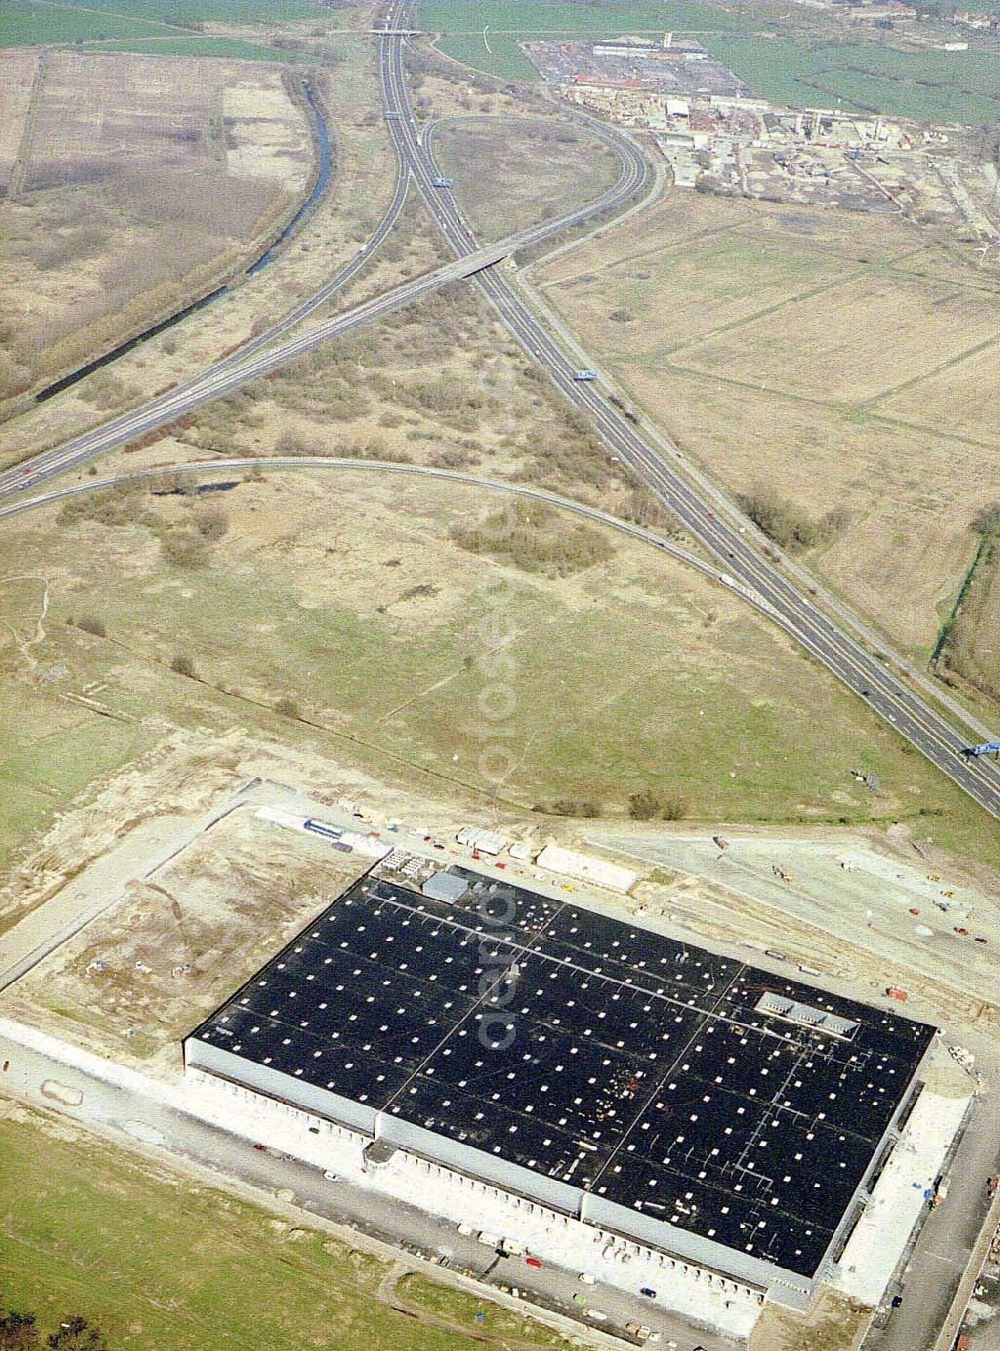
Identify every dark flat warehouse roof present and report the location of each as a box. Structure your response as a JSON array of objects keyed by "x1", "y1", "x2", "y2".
[{"x1": 189, "y1": 862, "x2": 935, "y2": 1279}]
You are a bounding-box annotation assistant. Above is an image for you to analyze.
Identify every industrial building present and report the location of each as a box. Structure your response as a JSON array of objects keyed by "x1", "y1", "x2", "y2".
[{"x1": 185, "y1": 852, "x2": 937, "y2": 1316}]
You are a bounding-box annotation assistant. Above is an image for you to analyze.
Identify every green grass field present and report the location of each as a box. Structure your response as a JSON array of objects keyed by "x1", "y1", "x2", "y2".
[
  {"x1": 0, "y1": 0, "x2": 349, "y2": 54},
  {"x1": 67, "y1": 0, "x2": 334, "y2": 19},
  {"x1": 420, "y1": 0, "x2": 752, "y2": 80},
  {"x1": 419, "y1": 0, "x2": 999, "y2": 123},
  {"x1": 0, "y1": 682, "x2": 153, "y2": 877},
  {"x1": 2, "y1": 475, "x2": 996, "y2": 868},
  {"x1": 395, "y1": 1274, "x2": 575, "y2": 1346},
  {"x1": 0, "y1": 3, "x2": 168, "y2": 47},
  {"x1": 0, "y1": 1109, "x2": 554, "y2": 1350},
  {"x1": 705, "y1": 37, "x2": 1000, "y2": 123},
  {"x1": 76, "y1": 35, "x2": 315, "y2": 61}
]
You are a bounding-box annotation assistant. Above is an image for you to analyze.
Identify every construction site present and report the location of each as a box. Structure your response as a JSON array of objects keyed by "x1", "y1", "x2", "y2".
[
  {"x1": 185, "y1": 829, "x2": 959, "y2": 1319},
  {"x1": 1, "y1": 734, "x2": 994, "y2": 1345}
]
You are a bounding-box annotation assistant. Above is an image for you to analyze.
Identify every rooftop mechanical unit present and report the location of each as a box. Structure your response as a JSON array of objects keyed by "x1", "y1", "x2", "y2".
[{"x1": 421, "y1": 870, "x2": 469, "y2": 905}]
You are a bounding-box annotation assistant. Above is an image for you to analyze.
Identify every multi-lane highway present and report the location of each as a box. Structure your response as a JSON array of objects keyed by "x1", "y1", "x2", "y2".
[
  {"x1": 0, "y1": 105, "x2": 645, "y2": 501},
  {"x1": 0, "y1": 9, "x2": 995, "y2": 817},
  {"x1": 376, "y1": 0, "x2": 999, "y2": 820}
]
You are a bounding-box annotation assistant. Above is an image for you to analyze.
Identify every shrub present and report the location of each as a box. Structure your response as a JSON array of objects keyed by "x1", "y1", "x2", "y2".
[
  {"x1": 628, "y1": 788, "x2": 662, "y2": 820},
  {"x1": 46, "y1": 1315, "x2": 108, "y2": 1350},
  {"x1": 274, "y1": 427, "x2": 313, "y2": 456},
  {"x1": 75, "y1": 616, "x2": 106, "y2": 638},
  {"x1": 398, "y1": 582, "x2": 439, "y2": 602},
  {"x1": 58, "y1": 484, "x2": 145, "y2": 528},
  {"x1": 970, "y1": 501, "x2": 1000, "y2": 537},
  {"x1": 452, "y1": 500, "x2": 614, "y2": 577},
  {"x1": 274, "y1": 696, "x2": 301, "y2": 719},
  {"x1": 194, "y1": 507, "x2": 228, "y2": 541},
  {"x1": 0, "y1": 1308, "x2": 39, "y2": 1347},
  {"x1": 170, "y1": 654, "x2": 195, "y2": 677},
  {"x1": 160, "y1": 531, "x2": 209, "y2": 568},
  {"x1": 660, "y1": 794, "x2": 688, "y2": 822},
  {"x1": 536, "y1": 799, "x2": 600, "y2": 818}
]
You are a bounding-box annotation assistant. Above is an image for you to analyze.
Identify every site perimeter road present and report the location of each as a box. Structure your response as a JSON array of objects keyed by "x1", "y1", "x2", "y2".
[
  {"x1": 378, "y1": 0, "x2": 1000, "y2": 820},
  {"x1": 0, "y1": 1022, "x2": 739, "y2": 1351}
]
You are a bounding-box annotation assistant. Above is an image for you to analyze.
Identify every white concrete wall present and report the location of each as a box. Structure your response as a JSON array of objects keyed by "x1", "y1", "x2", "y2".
[
  {"x1": 185, "y1": 1069, "x2": 762, "y2": 1340},
  {"x1": 366, "y1": 1149, "x2": 762, "y2": 1339},
  {"x1": 184, "y1": 1068, "x2": 369, "y2": 1175}
]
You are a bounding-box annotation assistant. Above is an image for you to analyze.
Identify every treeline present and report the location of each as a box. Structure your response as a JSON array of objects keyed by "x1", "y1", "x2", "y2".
[
  {"x1": 529, "y1": 790, "x2": 688, "y2": 820},
  {"x1": 936, "y1": 500, "x2": 1000, "y2": 702},
  {"x1": 736, "y1": 489, "x2": 851, "y2": 553},
  {"x1": 0, "y1": 167, "x2": 286, "y2": 403}
]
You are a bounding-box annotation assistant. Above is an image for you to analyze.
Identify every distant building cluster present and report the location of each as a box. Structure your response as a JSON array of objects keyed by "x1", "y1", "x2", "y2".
[
  {"x1": 524, "y1": 35, "x2": 751, "y2": 103},
  {"x1": 524, "y1": 34, "x2": 999, "y2": 244}
]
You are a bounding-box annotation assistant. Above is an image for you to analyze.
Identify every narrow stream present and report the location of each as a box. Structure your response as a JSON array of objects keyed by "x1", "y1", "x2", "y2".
[{"x1": 246, "y1": 79, "x2": 333, "y2": 276}]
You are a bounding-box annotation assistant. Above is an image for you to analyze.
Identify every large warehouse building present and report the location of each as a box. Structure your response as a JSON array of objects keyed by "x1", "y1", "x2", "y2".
[{"x1": 185, "y1": 850, "x2": 937, "y2": 1314}]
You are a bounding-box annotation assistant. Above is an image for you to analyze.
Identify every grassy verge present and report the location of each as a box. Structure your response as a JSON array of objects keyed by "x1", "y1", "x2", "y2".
[
  {"x1": 395, "y1": 1273, "x2": 577, "y2": 1347},
  {"x1": 0, "y1": 1107, "x2": 534, "y2": 1350}
]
